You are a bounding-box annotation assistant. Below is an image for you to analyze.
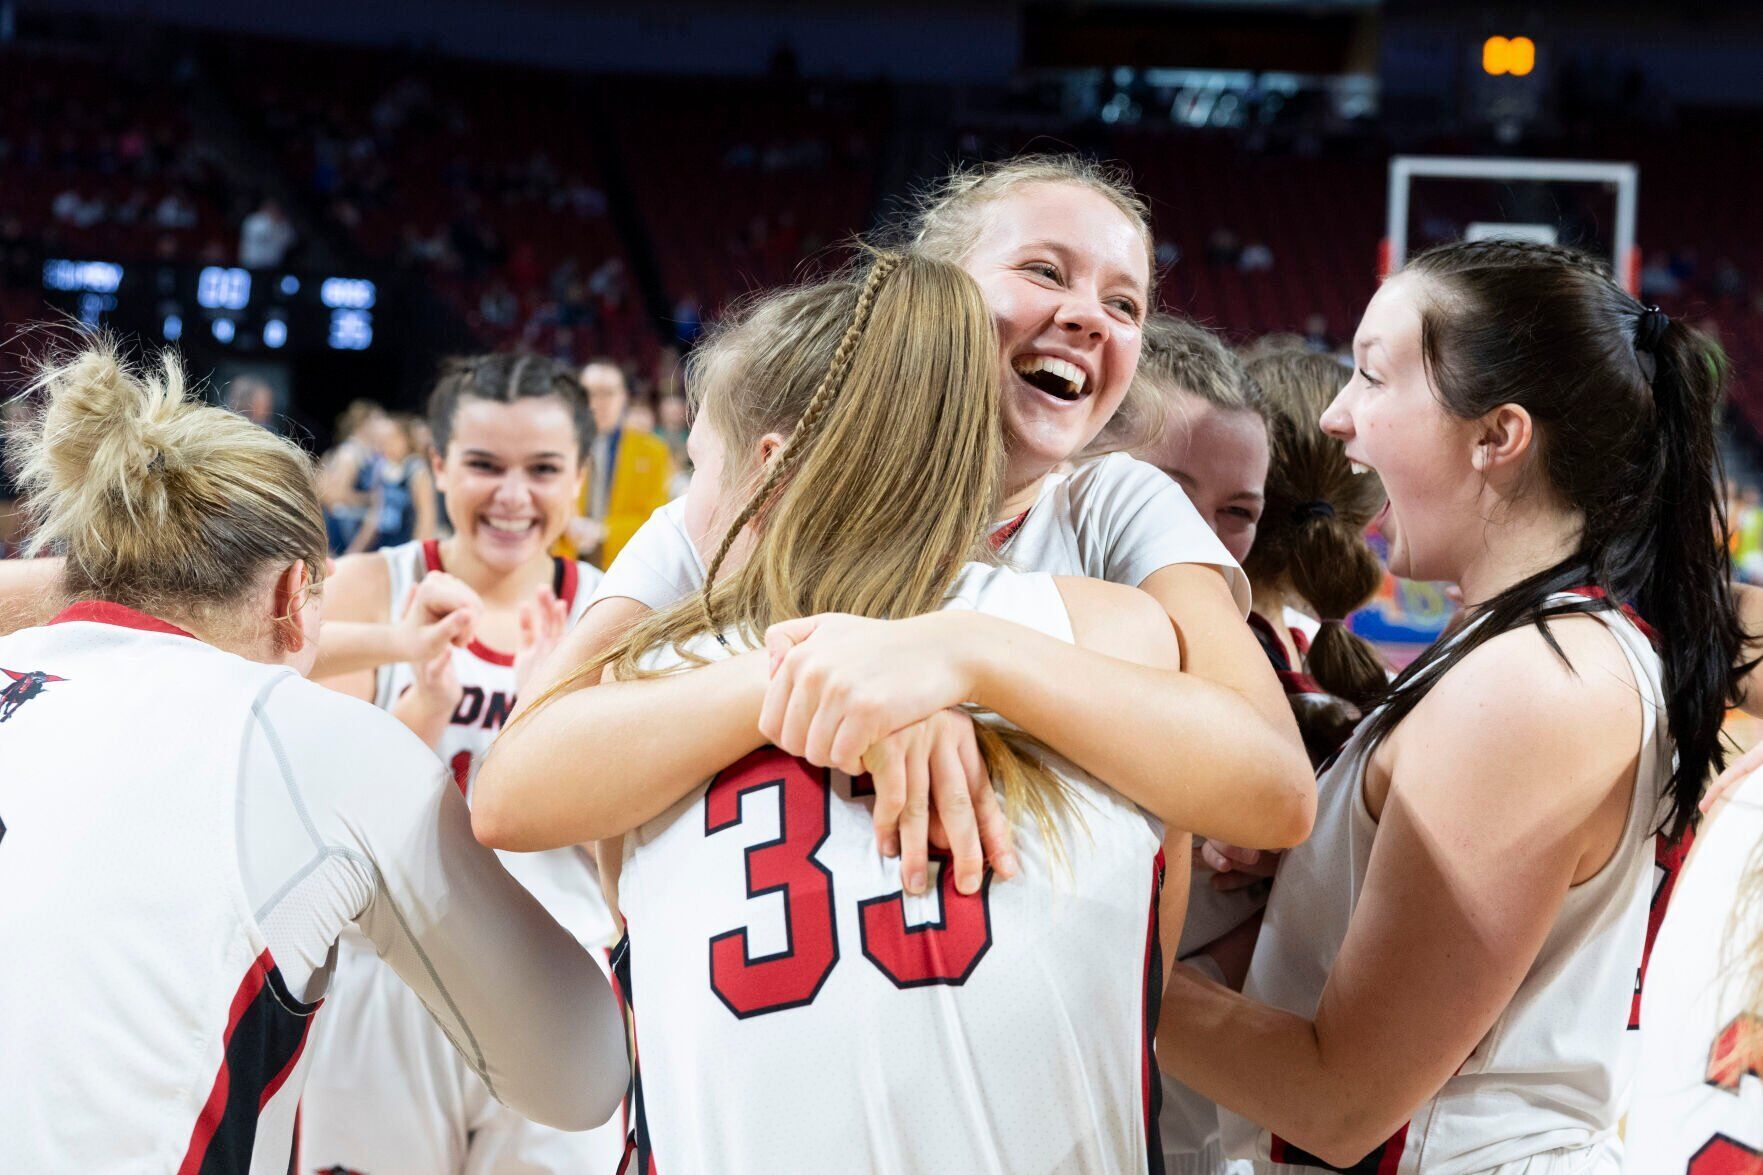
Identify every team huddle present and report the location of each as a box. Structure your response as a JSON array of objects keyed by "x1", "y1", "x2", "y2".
[{"x1": 0, "y1": 155, "x2": 1759, "y2": 1174}]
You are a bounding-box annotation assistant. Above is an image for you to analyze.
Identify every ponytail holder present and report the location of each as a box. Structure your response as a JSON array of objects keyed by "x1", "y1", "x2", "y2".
[
  {"x1": 1635, "y1": 305, "x2": 1670, "y2": 354},
  {"x1": 1292, "y1": 499, "x2": 1335, "y2": 524},
  {"x1": 1318, "y1": 617, "x2": 1348, "y2": 628}
]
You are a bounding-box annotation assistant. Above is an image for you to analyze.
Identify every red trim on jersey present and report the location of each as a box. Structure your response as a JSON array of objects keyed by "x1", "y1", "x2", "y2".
[
  {"x1": 988, "y1": 509, "x2": 1031, "y2": 552},
  {"x1": 1564, "y1": 585, "x2": 1660, "y2": 646},
  {"x1": 556, "y1": 555, "x2": 581, "y2": 611},
  {"x1": 50, "y1": 600, "x2": 196, "y2": 639},
  {"x1": 178, "y1": 952, "x2": 271, "y2": 1173},
  {"x1": 1633, "y1": 827, "x2": 1696, "y2": 1029},
  {"x1": 178, "y1": 949, "x2": 320, "y2": 1175},
  {"x1": 420, "y1": 539, "x2": 581, "y2": 668}
]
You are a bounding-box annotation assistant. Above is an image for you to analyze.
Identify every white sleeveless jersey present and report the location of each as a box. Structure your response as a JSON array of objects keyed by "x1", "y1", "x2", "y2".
[
  {"x1": 616, "y1": 564, "x2": 1168, "y2": 1174},
  {"x1": 1220, "y1": 600, "x2": 1677, "y2": 1174},
  {"x1": 1626, "y1": 769, "x2": 1763, "y2": 1174},
  {"x1": 374, "y1": 538, "x2": 614, "y2": 951},
  {"x1": 593, "y1": 453, "x2": 1248, "y2": 616},
  {"x1": 0, "y1": 602, "x2": 625, "y2": 1173}
]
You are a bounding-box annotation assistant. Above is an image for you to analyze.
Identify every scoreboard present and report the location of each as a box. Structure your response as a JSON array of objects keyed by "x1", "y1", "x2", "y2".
[
  {"x1": 35, "y1": 258, "x2": 422, "y2": 447},
  {"x1": 42, "y1": 259, "x2": 379, "y2": 355}
]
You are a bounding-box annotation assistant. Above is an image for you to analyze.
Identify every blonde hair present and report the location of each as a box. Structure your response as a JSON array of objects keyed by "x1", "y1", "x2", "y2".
[
  {"x1": 902, "y1": 155, "x2": 1169, "y2": 453},
  {"x1": 1717, "y1": 839, "x2": 1763, "y2": 1085},
  {"x1": 6, "y1": 338, "x2": 327, "y2": 636},
  {"x1": 1098, "y1": 313, "x2": 1262, "y2": 455},
  {"x1": 524, "y1": 254, "x2": 1075, "y2": 844}
]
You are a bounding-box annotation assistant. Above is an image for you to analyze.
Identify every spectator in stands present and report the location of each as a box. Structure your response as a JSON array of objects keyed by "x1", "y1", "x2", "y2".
[
  {"x1": 224, "y1": 375, "x2": 278, "y2": 432},
  {"x1": 351, "y1": 413, "x2": 438, "y2": 551},
  {"x1": 319, "y1": 400, "x2": 385, "y2": 555},
  {"x1": 555, "y1": 360, "x2": 671, "y2": 567},
  {"x1": 1303, "y1": 313, "x2": 1334, "y2": 354},
  {"x1": 656, "y1": 392, "x2": 690, "y2": 468},
  {"x1": 239, "y1": 197, "x2": 296, "y2": 269},
  {"x1": 1239, "y1": 240, "x2": 1274, "y2": 273}
]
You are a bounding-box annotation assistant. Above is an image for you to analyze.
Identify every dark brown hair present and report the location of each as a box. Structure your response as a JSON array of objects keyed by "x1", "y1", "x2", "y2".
[
  {"x1": 1244, "y1": 349, "x2": 1388, "y2": 708},
  {"x1": 1361, "y1": 239, "x2": 1742, "y2": 839},
  {"x1": 426, "y1": 352, "x2": 592, "y2": 461}
]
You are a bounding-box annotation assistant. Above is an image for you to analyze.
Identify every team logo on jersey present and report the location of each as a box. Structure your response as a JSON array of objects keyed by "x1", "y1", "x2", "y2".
[{"x1": 0, "y1": 667, "x2": 66, "y2": 722}]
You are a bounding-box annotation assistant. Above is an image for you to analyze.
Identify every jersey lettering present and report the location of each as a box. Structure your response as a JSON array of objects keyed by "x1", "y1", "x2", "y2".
[
  {"x1": 1686, "y1": 1135, "x2": 1763, "y2": 1174},
  {"x1": 858, "y1": 850, "x2": 992, "y2": 988},
  {"x1": 703, "y1": 747, "x2": 996, "y2": 1017},
  {"x1": 705, "y1": 750, "x2": 840, "y2": 1018},
  {"x1": 1708, "y1": 1013, "x2": 1763, "y2": 1093}
]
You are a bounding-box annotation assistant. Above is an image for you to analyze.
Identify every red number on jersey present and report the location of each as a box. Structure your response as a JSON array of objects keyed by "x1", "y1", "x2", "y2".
[
  {"x1": 450, "y1": 750, "x2": 473, "y2": 797},
  {"x1": 1687, "y1": 1135, "x2": 1763, "y2": 1174},
  {"x1": 858, "y1": 849, "x2": 992, "y2": 987},
  {"x1": 704, "y1": 749, "x2": 839, "y2": 1018}
]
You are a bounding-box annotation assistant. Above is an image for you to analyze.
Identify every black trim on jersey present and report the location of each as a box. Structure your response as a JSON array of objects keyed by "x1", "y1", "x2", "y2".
[
  {"x1": 551, "y1": 556, "x2": 570, "y2": 600},
  {"x1": 611, "y1": 933, "x2": 657, "y2": 1175},
  {"x1": 1268, "y1": 1124, "x2": 1409, "y2": 1175},
  {"x1": 190, "y1": 960, "x2": 321, "y2": 1175},
  {"x1": 855, "y1": 852, "x2": 994, "y2": 989},
  {"x1": 703, "y1": 756, "x2": 840, "y2": 1019},
  {"x1": 1142, "y1": 853, "x2": 1165, "y2": 1175}
]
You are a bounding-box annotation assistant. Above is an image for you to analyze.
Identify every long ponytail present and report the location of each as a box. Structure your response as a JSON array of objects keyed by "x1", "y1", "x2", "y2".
[{"x1": 1356, "y1": 240, "x2": 1743, "y2": 840}]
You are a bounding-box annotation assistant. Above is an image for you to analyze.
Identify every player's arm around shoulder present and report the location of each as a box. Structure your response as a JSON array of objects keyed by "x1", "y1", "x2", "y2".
[
  {"x1": 310, "y1": 552, "x2": 392, "y2": 701},
  {"x1": 267, "y1": 677, "x2": 628, "y2": 1129},
  {"x1": 1300, "y1": 615, "x2": 1645, "y2": 1158}
]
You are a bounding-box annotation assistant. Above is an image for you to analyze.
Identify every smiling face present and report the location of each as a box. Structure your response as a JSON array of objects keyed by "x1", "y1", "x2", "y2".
[
  {"x1": 1321, "y1": 273, "x2": 1484, "y2": 583},
  {"x1": 432, "y1": 396, "x2": 586, "y2": 574},
  {"x1": 957, "y1": 182, "x2": 1150, "y2": 492},
  {"x1": 1139, "y1": 388, "x2": 1269, "y2": 563}
]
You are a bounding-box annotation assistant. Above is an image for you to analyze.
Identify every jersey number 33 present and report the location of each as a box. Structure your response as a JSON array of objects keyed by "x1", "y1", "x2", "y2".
[{"x1": 705, "y1": 748, "x2": 993, "y2": 1019}]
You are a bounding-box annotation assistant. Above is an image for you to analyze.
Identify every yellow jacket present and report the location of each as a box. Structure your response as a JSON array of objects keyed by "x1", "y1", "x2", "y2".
[{"x1": 555, "y1": 428, "x2": 673, "y2": 568}]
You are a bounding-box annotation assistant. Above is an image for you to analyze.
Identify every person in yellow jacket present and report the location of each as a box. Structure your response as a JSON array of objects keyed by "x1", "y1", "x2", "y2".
[{"x1": 555, "y1": 361, "x2": 672, "y2": 568}]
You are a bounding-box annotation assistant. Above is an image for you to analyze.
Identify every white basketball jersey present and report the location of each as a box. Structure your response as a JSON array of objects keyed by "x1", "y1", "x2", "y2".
[
  {"x1": 374, "y1": 538, "x2": 614, "y2": 951},
  {"x1": 1220, "y1": 599, "x2": 1676, "y2": 1173},
  {"x1": 616, "y1": 564, "x2": 1167, "y2": 1174},
  {"x1": 0, "y1": 602, "x2": 624, "y2": 1173},
  {"x1": 1626, "y1": 769, "x2": 1763, "y2": 1174},
  {"x1": 594, "y1": 455, "x2": 1247, "y2": 616}
]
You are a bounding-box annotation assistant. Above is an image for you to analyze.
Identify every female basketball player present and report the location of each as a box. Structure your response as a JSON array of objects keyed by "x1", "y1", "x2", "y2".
[
  {"x1": 0, "y1": 342, "x2": 625, "y2": 1171},
  {"x1": 302, "y1": 351, "x2": 622, "y2": 1175},
  {"x1": 542, "y1": 252, "x2": 1193, "y2": 1171},
  {"x1": 1120, "y1": 313, "x2": 1271, "y2": 566},
  {"x1": 1626, "y1": 759, "x2": 1763, "y2": 1170},
  {"x1": 480, "y1": 157, "x2": 1314, "y2": 897},
  {"x1": 1153, "y1": 345, "x2": 1390, "y2": 1175},
  {"x1": 1157, "y1": 240, "x2": 1743, "y2": 1173}
]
